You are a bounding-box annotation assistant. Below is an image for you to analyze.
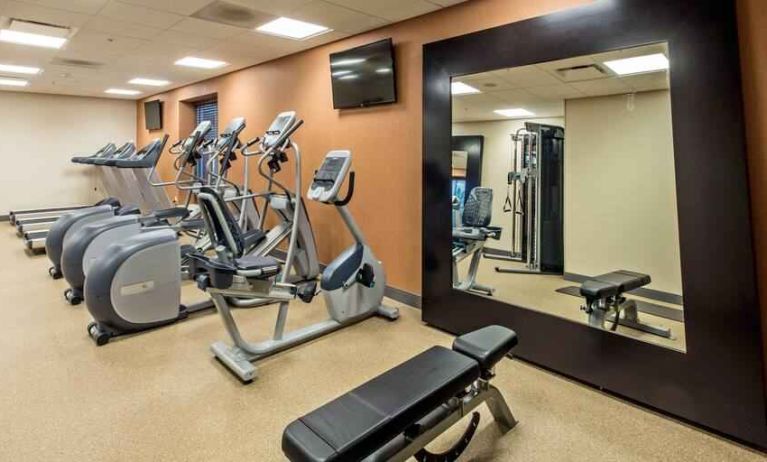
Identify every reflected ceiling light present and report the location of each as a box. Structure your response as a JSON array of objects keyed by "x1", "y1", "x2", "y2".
[
  {"x1": 0, "y1": 77, "x2": 29, "y2": 87},
  {"x1": 338, "y1": 74, "x2": 358, "y2": 80},
  {"x1": 375, "y1": 68, "x2": 392, "y2": 74},
  {"x1": 256, "y1": 17, "x2": 330, "y2": 40},
  {"x1": 0, "y1": 63, "x2": 41, "y2": 75},
  {"x1": 129, "y1": 78, "x2": 170, "y2": 86},
  {"x1": 105, "y1": 88, "x2": 141, "y2": 96},
  {"x1": 174, "y1": 56, "x2": 228, "y2": 69},
  {"x1": 603, "y1": 53, "x2": 669, "y2": 75},
  {"x1": 0, "y1": 29, "x2": 66, "y2": 49},
  {"x1": 331, "y1": 58, "x2": 365, "y2": 67},
  {"x1": 451, "y1": 82, "x2": 481, "y2": 95},
  {"x1": 494, "y1": 108, "x2": 534, "y2": 118},
  {"x1": 331, "y1": 70, "x2": 353, "y2": 77}
]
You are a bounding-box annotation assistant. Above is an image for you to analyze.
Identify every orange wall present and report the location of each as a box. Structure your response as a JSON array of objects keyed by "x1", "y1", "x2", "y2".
[
  {"x1": 738, "y1": 0, "x2": 767, "y2": 383},
  {"x1": 136, "y1": 0, "x2": 589, "y2": 294}
]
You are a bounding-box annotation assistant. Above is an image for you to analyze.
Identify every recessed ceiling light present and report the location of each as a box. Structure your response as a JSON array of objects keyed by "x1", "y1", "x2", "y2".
[
  {"x1": 174, "y1": 56, "x2": 228, "y2": 69},
  {"x1": 331, "y1": 58, "x2": 365, "y2": 67},
  {"x1": 331, "y1": 70, "x2": 353, "y2": 77},
  {"x1": 451, "y1": 82, "x2": 481, "y2": 95},
  {"x1": 0, "y1": 29, "x2": 66, "y2": 49},
  {"x1": 603, "y1": 53, "x2": 669, "y2": 76},
  {"x1": 375, "y1": 68, "x2": 392, "y2": 74},
  {"x1": 338, "y1": 74, "x2": 358, "y2": 80},
  {"x1": 105, "y1": 88, "x2": 141, "y2": 96},
  {"x1": 0, "y1": 63, "x2": 41, "y2": 75},
  {"x1": 0, "y1": 77, "x2": 29, "y2": 87},
  {"x1": 129, "y1": 78, "x2": 170, "y2": 86},
  {"x1": 494, "y1": 108, "x2": 534, "y2": 118},
  {"x1": 256, "y1": 17, "x2": 330, "y2": 40}
]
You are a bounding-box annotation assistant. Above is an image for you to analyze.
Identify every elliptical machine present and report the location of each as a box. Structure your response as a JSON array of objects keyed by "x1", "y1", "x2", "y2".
[{"x1": 189, "y1": 149, "x2": 399, "y2": 382}]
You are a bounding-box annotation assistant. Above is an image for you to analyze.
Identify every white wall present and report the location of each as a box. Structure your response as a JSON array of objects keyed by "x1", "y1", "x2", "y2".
[
  {"x1": 0, "y1": 92, "x2": 136, "y2": 213},
  {"x1": 452, "y1": 117, "x2": 566, "y2": 247},
  {"x1": 565, "y1": 90, "x2": 682, "y2": 295}
]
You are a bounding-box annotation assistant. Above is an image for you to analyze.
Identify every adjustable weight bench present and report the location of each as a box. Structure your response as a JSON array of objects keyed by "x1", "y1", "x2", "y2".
[
  {"x1": 579, "y1": 270, "x2": 672, "y2": 338},
  {"x1": 283, "y1": 325, "x2": 518, "y2": 462}
]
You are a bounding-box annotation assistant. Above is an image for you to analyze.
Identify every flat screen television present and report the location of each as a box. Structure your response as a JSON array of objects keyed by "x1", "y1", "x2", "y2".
[
  {"x1": 144, "y1": 100, "x2": 163, "y2": 130},
  {"x1": 330, "y1": 38, "x2": 396, "y2": 109}
]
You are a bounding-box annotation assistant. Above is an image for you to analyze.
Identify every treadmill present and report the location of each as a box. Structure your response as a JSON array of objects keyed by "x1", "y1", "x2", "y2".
[{"x1": 21, "y1": 143, "x2": 135, "y2": 251}]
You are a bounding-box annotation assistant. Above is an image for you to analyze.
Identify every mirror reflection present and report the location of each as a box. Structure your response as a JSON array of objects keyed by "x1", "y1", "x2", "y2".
[{"x1": 451, "y1": 43, "x2": 686, "y2": 351}]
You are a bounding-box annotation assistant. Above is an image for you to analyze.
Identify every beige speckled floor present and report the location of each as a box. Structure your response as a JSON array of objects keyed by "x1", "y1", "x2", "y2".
[{"x1": 0, "y1": 226, "x2": 762, "y2": 461}]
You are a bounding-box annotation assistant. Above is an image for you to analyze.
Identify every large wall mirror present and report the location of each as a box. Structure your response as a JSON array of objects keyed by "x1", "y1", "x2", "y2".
[
  {"x1": 451, "y1": 43, "x2": 686, "y2": 351},
  {"x1": 423, "y1": 0, "x2": 766, "y2": 448}
]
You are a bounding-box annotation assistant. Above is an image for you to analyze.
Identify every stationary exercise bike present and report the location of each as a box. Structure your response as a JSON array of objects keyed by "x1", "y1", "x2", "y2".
[{"x1": 189, "y1": 149, "x2": 399, "y2": 382}]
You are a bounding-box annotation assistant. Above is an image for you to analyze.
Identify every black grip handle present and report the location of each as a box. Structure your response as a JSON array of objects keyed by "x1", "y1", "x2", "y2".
[
  {"x1": 333, "y1": 171, "x2": 355, "y2": 206},
  {"x1": 245, "y1": 137, "x2": 260, "y2": 148}
]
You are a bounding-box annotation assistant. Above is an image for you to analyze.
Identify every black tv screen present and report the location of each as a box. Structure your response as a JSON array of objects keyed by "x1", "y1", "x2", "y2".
[
  {"x1": 330, "y1": 38, "x2": 396, "y2": 109},
  {"x1": 144, "y1": 100, "x2": 163, "y2": 130}
]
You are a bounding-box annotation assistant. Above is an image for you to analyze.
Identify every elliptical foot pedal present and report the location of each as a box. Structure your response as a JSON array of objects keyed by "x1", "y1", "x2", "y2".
[{"x1": 296, "y1": 280, "x2": 317, "y2": 303}]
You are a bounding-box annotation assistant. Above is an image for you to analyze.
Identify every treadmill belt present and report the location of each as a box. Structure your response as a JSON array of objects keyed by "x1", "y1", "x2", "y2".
[{"x1": 555, "y1": 286, "x2": 685, "y2": 323}]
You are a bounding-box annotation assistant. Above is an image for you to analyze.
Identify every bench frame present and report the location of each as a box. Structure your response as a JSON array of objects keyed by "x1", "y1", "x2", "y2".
[{"x1": 369, "y1": 377, "x2": 517, "y2": 462}]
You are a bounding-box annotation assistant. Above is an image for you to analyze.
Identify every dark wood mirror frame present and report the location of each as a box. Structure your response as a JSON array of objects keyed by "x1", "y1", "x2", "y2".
[{"x1": 422, "y1": 0, "x2": 766, "y2": 448}]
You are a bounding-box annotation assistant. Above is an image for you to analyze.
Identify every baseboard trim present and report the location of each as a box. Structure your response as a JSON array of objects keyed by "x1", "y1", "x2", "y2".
[
  {"x1": 0, "y1": 214, "x2": 9, "y2": 222},
  {"x1": 563, "y1": 272, "x2": 684, "y2": 306},
  {"x1": 385, "y1": 285, "x2": 422, "y2": 309}
]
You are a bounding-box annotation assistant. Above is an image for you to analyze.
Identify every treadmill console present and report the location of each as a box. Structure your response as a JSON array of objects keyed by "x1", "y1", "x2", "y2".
[
  {"x1": 308, "y1": 150, "x2": 352, "y2": 203},
  {"x1": 263, "y1": 111, "x2": 297, "y2": 149}
]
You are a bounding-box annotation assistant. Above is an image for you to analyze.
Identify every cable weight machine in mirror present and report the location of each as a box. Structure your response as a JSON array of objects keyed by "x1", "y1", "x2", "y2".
[{"x1": 486, "y1": 122, "x2": 565, "y2": 275}]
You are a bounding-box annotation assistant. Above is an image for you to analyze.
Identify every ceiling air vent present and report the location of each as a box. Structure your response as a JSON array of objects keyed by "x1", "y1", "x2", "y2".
[
  {"x1": 50, "y1": 57, "x2": 104, "y2": 69},
  {"x1": 4, "y1": 18, "x2": 73, "y2": 38},
  {"x1": 191, "y1": 1, "x2": 275, "y2": 29},
  {"x1": 556, "y1": 64, "x2": 608, "y2": 82}
]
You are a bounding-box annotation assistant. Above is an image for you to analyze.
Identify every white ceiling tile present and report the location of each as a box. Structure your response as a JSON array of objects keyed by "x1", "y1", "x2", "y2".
[
  {"x1": 66, "y1": 30, "x2": 149, "y2": 56},
  {"x1": 0, "y1": 40, "x2": 58, "y2": 65},
  {"x1": 288, "y1": 1, "x2": 388, "y2": 35},
  {"x1": 98, "y1": 1, "x2": 184, "y2": 29},
  {"x1": 119, "y1": 0, "x2": 214, "y2": 15},
  {"x1": 155, "y1": 29, "x2": 220, "y2": 50},
  {"x1": 570, "y1": 78, "x2": 632, "y2": 97},
  {"x1": 620, "y1": 72, "x2": 670, "y2": 93},
  {"x1": 82, "y1": 16, "x2": 163, "y2": 40},
  {"x1": 21, "y1": 0, "x2": 109, "y2": 14},
  {"x1": 1, "y1": 0, "x2": 93, "y2": 27},
  {"x1": 525, "y1": 83, "x2": 584, "y2": 101},
  {"x1": 169, "y1": 17, "x2": 244, "y2": 39},
  {"x1": 324, "y1": 0, "x2": 438, "y2": 22},
  {"x1": 497, "y1": 65, "x2": 561, "y2": 88}
]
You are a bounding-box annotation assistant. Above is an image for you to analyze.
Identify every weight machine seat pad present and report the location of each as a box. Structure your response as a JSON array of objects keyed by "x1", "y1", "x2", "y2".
[
  {"x1": 283, "y1": 346, "x2": 480, "y2": 462},
  {"x1": 153, "y1": 207, "x2": 190, "y2": 220},
  {"x1": 579, "y1": 270, "x2": 651, "y2": 298},
  {"x1": 453, "y1": 325, "x2": 518, "y2": 372}
]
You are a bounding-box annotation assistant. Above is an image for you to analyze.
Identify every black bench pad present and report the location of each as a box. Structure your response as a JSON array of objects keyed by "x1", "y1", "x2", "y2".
[
  {"x1": 283, "y1": 346, "x2": 480, "y2": 462},
  {"x1": 453, "y1": 325, "x2": 518, "y2": 371},
  {"x1": 580, "y1": 270, "x2": 651, "y2": 299}
]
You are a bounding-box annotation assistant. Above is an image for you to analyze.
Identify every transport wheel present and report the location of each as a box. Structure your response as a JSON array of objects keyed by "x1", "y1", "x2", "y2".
[
  {"x1": 87, "y1": 323, "x2": 109, "y2": 346},
  {"x1": 49, "y1": 266, "x2": 62, "y2": 279},
  {"x1": 64, "y1": 289, "x2": 82, "y2": 306}
]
